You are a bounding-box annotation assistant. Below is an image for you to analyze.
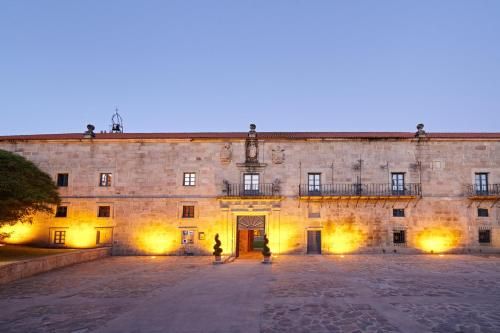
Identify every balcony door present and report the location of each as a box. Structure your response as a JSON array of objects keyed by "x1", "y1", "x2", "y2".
[
  {"x1": 308, "y1": 173, "x2": 321, "y2": 194},
  {"x1": 475, "y1": 173, "x2": 488, "y2": 194},
  {"x1": 391, "y1": 173, "x2": 405, "y2": 195},
  {"x1": 243, "y1": 173, "x2": 260, "y2": 195}
]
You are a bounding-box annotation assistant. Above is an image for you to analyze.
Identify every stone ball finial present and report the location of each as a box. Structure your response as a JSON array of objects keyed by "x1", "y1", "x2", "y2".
[
  {"x1": 250, "y1": 124, "x2": 256, "y2": 131},
  {"x1": 417, "y1": 123, "x2": 424, "y2": 131}
]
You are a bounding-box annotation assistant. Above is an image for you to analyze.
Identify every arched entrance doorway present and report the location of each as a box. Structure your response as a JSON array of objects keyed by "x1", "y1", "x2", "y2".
[{"x1": 236, "y1": 216, "x2": 265, "y2": 258}]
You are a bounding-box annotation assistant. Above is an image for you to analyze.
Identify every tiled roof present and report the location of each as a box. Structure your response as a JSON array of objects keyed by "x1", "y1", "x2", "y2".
[{"x1": 0, "y1": 132, "x2": 499, "y2": 141}]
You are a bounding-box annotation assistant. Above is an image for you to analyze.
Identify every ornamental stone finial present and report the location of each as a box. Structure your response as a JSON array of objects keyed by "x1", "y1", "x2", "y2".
[{"x1": 416, "y1": 123, "x2": 426, "y2": 138}]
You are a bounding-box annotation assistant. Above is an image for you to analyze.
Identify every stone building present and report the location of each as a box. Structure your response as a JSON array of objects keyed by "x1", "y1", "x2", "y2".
[{"x1": 1, "y1": 124, "x2": 499, "y2": 256}]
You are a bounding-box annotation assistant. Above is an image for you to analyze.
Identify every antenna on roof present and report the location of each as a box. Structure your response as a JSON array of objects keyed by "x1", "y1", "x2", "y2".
[{"x1": 111, "y1": 107, "x2": 124, "y2": 133}]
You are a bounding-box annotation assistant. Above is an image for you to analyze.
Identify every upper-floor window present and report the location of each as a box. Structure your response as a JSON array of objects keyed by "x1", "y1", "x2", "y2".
[
  {"x1": 57, "y1": 173, "x2": 68, "y2": 187},
  {"x1": 477, "y1": 208, "x2": 489, "y2": 217},
  {"x1": 475, "y1": 173, "x2": 488, "y2": 194},
  {"x1": 244, "y1": 173, "x2": 259, "y2": 192},
  {"x1": 98, "y1": 206, "x2": 111, "y2": 218},
  {"x1": 391, "y1": 173, "x2": 405, "y2": 194},
  {"x1": 182, "y1": 205, "x2": 195, "y2": 218},
  {"x1": 55, "y1": 206, "x2": 68, "y2": 218},
  {"x1": 53, "y1": 231, "x2": 66, "y2": 244},
  {"x1": 183, "y1": 173, "x2": 196, "y2": 186},
  {"x1": 99, "y1": 173, "x2": 112, "y2": 187},
  {"x1": 393, "y1": 208, "x2": 405, "y2": 217},
  {"x1": 308, "y1": 173, "x2": 321, "y2": 193}
]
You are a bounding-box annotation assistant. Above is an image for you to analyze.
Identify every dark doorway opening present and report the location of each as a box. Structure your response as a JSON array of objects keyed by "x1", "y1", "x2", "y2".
[{"x1": 307, "y1": 230, "x2": 322, "y2": 254}]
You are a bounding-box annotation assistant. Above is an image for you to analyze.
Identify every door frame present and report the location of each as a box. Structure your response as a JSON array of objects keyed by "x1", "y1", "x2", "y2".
[
  {"x1": 305, "y1": 228, "x2": 323, "y2": 254},
  {"x1": 235, "y1": 214, "x2": 266, "y2": 257}
]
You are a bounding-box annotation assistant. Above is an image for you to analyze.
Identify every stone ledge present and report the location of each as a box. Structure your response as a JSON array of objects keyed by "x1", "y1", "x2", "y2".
[{"x1": 0, "y1": 247, "x2": 111, "y2": 285}]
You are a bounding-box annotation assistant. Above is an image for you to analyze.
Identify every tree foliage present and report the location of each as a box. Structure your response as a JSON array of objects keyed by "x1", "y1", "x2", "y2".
[{"x1": 0, "y1": 149, "x2": 60, "y2": 227}]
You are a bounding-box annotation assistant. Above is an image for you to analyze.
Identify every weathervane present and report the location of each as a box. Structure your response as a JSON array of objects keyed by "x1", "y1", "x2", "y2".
[{"x1": 111, "y1": 107, "x2": 124, "y2": 133}]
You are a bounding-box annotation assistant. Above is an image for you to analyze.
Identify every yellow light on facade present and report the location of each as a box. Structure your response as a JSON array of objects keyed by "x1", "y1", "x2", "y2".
[
  {"x1": 415, "y1": 228, "x2": 461, "y2": 253},
  {"x1": 0, "y1": 223, "x2": 36, "y2": 244},
  {"x1": 136, "y1": 226, "x2": 177, "y2": 255},
  {"x1": 66, "y1": 223, "x2": 97, "y2": 248},
  {"x1": 327, "y1": 224, "x2": 365, "y2": 254}
]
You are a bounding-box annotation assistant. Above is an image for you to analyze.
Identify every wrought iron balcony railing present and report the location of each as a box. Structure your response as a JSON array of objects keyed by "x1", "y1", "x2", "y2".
[
  {"x1": 466, "y1": 184, "x2": 500, "y2": 198},
  {"x1": 299, "y1": 183, "x2": 421, "y2": 197},
  {"x1": 223, "y1": 183, "x2": 279, "y2": 198}
]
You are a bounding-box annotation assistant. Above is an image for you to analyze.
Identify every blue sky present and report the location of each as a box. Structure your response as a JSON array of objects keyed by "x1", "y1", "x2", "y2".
[{"x1": 1, "y1": 1, "x2": 499, "y2": 134}]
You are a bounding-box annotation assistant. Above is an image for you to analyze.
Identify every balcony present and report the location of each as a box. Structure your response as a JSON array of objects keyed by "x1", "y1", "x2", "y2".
[
  {"x1": 221, "y1": 183, "x2": 280, "y2": 198},
  {"x1": 299, "y1": 183, "x2": 421, "y2": 199},
  {"x1": 466, "y1": 184, "x2": 500, "y2": 199}
]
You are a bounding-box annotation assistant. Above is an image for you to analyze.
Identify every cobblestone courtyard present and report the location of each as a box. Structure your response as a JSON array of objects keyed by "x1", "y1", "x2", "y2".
[{"x1": 1, "y1": 255, "x2": 500, "y2": 333}]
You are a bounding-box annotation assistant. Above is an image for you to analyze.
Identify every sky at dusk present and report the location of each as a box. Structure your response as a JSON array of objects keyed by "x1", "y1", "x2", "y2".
[{"x1": 1, "y1": 0, "x2": 499, "y2": 135}]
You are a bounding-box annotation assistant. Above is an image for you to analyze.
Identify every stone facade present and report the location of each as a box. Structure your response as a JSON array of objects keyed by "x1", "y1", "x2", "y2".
[{"x1": 1, "y1": 125, "x2": 499, "y2": 255}]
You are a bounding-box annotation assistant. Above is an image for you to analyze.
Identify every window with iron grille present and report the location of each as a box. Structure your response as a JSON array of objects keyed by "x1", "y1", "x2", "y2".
[
  {"x1": 393, "y1": 230, "x2": 406, "y2": 244},
  {"x1": 479, "y1": 229, "x2": 491, "y2": 244},
  {"x1": 477, "y1": 208, "x2": 489, "y2": 217},
  {"x1": 183, "y1": 173, "x2": 196, "y2": 186},
  {"x1": 475, "y1": 173, "x2": 488, "y2": 193},
  {"x1": 99, "y1": 173, "x2": 112, "y2": 187},
  {"x1": 181, "y1": 230, "x2": 195, "y2": 244},
  {"x1": 55, "y1": 206, "x2": 67, "y2": 218},
  {"x1": 391, "y1": 173, "x2": 405, "y2": 194},
  {"x1": 53, "y1": 231, "x2": 66, "y2": 244},
  {"x1": 57, "y1": 173, "x2": 68, "y2": 187},
  {"x1": 308, "y1": 173, "x2": 321, "y2": 192},
  {"x1": 182, "y1": 205, "x2": 195, "y2": 218},
  {"x1": 393, "y1": 209, "x2": 405, "y2": 217},
  {"x1": 98, "y1": 206, "x2": 111, "y2": 218}
]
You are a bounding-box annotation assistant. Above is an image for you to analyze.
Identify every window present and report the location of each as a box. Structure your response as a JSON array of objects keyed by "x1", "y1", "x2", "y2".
[
  {"x1": 182, "y1": 205, "x2": 195, "y2": 218},
  {"x1": 475, "y1": 173, "x2": 488, "y2": 194},
  {"x1": 96, "y1": 228, "x2": 113, "y2": 245},
  {"x1": 477, "y1": 208, "x2": 489, "y2": 217},
  {"x1": 479, "y1": 229, "x2": 491, "y2": 244},
  {"x1": 308, "y1": 203, "x2": 321, "y2": 218},
  {"x1": 53, "y1": 231, "x2": 66, "y2": 244},
  {"x1": 57, "y1": 173, "x2": 68, "y2": 187},
  {"x1": 55, "y1": 206, "x2": 67, "y2": 218},
  {"x1": 308, "y1": 173, "x2": 321, "y2": 193},
  {"x1": 99, "y1": 173, "x2": 112, "y2": 187},
  {"x1": 98, "y1": 206, "x2": 111, "y2": 218},
  {"x1": 393, "y1": 230, "x2": 406, "y2": 245},
  {"x1": 393, "y1": 209, "x2": 405, "y2": 217},
  {"x1": 181, "y1": 230, "x2": 195, "y2": 244},
  {"x1": 244, "y1": 173, "x2": 259, "y2": 192},
  {"x1": 183, "y1": 172, "x2": 196, "y2": 186},
  {"x1": 391, "y1": 173, "x2": 405, "y2": 195}
]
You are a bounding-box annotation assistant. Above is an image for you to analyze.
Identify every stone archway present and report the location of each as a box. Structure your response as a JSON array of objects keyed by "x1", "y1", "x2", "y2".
[{"x1": 236, "y1": 216, "x2": 265, "y2": 258}]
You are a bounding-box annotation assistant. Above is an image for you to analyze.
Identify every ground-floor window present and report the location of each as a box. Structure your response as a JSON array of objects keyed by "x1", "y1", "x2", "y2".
[
  {"x1": 478, "y1": 229, "x2": 491, "y2": 245},
  {"x1": 393, "y1": 229, "x2": 406, "y2": 246},
  {"x1": 96, "y1": 228, "x2": 113, "y2": 245},
  {"x1": 53, "y1": 231, "x2": 66, "y2": 245},
  {"x1": 181, "y1": 230, "x2": 195, "y2": 244}
]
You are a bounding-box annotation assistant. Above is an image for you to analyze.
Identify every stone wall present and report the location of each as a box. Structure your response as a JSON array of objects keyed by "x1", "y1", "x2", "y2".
[
  {"x1": 0, "y1": 247, "x2": 111, "y2": 284},
  {"x1": 0, "y1": 135, "x2": 499, "y2": 255}
]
